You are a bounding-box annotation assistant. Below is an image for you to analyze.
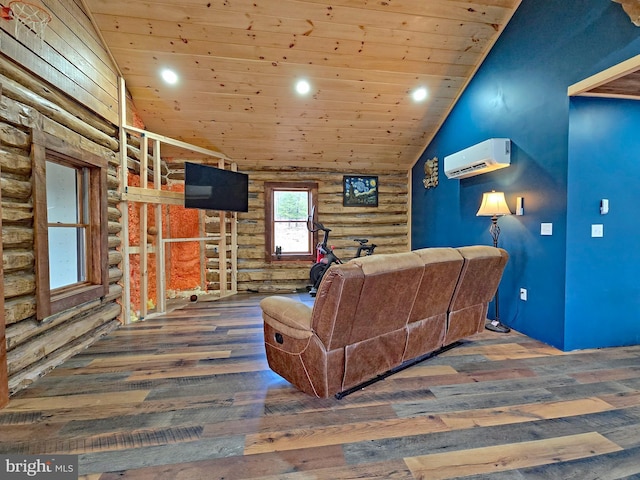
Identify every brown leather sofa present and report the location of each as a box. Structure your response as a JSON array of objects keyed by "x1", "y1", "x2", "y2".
[{"x1": 259, "y1": 245, "x2": 509, "y2": 398}]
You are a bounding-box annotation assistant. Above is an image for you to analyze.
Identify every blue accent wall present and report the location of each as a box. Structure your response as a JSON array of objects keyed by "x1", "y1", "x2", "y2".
[
  {"x1": 566, "y1": 97, "x2": 640, "y2": 349},
  {"x1": 411, "y1": 0, "x2": 640, "y2": 350}
]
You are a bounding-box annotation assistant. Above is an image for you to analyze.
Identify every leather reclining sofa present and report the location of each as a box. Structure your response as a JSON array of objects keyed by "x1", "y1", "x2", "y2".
[{"x1": 259, "y1": 245, "x2": 509, "y2": 398}]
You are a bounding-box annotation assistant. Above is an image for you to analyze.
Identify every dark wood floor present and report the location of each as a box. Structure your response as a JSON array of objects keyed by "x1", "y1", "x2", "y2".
[{"x1": 2, "y1": 293, "x2": 640, "y2": 479}]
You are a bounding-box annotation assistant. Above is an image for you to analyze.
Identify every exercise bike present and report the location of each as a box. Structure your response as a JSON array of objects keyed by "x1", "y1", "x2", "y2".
[{"x1": 307, "y1": 213, "x2": 376, "y2": 296}]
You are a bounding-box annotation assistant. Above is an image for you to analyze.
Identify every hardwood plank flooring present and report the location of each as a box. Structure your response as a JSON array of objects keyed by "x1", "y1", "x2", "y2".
[{"x1": 2, "y1": 293, "x2": 640, "y2": 479}]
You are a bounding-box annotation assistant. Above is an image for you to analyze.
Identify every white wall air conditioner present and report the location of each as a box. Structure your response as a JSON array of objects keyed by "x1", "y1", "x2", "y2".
[{"x1": 444, "y1": 138, "x2": 511, "y2": 179}]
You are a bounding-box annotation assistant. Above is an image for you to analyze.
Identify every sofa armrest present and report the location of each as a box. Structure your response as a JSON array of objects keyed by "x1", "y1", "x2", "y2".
[{"x1": 260, "y1": 296, "x2": 313, "y2": 339}]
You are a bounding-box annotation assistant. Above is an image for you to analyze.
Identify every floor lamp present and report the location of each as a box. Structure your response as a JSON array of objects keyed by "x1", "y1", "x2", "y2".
[{"x1": 477, "y1": 191, "x2": 511, "y2": 333}]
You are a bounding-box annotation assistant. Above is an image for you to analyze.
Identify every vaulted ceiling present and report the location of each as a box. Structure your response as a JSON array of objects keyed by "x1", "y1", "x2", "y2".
[{"x1": 81, "y1": 0, "x2": 522, "y2": 170}]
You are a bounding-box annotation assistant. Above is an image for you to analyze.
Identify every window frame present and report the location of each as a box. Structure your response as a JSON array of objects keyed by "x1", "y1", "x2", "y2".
[
  {"x1": 264, "y1": 182, "x2": 318, "y2": 263},
  {"x1": 32, "y1": 130, "x2": 109, "y2": 320}
]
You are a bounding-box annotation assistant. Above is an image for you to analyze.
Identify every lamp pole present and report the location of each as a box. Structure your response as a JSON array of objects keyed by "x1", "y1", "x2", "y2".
[{"x1": 485, "y1": 214, "x2": 510, "y2": 333}]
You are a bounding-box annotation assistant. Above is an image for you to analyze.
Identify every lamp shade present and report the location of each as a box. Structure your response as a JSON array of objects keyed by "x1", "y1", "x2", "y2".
[{"x1": 477, "y1": 191, "x2": 512, "y2": 216}]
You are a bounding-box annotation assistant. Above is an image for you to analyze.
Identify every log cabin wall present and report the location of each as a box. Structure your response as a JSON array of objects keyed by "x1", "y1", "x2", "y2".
[
  {"x1": 236, "y1": 167, "x2": 410, "y2": 293},
  {"x1": 1, "y1": 0, "x2": 122, "y2": 396},
  {"x1": 166, "y1": 165, "x2": 409, "y2": 294}
]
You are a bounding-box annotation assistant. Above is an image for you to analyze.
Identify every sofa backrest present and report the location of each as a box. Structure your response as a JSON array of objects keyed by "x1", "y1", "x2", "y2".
[
  {"x1": 311, "y1": 252, "x2": 424, "y2": 351},
  {"x1": 445, "y1": 245, "x2": 509, "y2": 344},
  {"x1": 402, "y1": 247, "x2": 466, "y2": 359},
  {"x1": 346, "y1": 252, "x2": 425, "y2": 345},
  {"x1": 311, "y1": 262, "x2": 364, "y2": 351},
  {"x1": 409, "y1": 247, "x2": 465, "y2": 325},
  {"x1": 310, "y1": 245, "x2": 508, "y2": 354},
  {"x1": 333, "y1": 252, "x2": 426, "y2": 390}
]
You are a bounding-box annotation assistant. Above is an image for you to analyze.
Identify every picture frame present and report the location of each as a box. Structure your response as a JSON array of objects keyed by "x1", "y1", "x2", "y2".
[{"x1": 343, "y1": 175, "x2": 378, "y2": 207}]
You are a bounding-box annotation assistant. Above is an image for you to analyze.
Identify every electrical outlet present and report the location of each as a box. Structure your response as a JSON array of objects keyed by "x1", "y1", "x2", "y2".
[{"x1": 520, "y1": 288, "x2": 527, "y2": 301}]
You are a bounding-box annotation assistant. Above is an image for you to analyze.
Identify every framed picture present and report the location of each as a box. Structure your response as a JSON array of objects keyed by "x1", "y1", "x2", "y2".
[{"x1": 343, "y1": 175, "x2": 378, "y2": 207}]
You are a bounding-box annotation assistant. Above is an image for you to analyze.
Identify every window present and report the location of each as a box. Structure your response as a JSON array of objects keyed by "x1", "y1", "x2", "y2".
[
  {"x1": 32, "y1": 130, "x2": 109, "y2": 320},
  {"x1": 265, "y1": 182, "x2": 317, "y2": 262},
  {"x1": 46, "y1": 161, "x2": 90, "y2": 289}
]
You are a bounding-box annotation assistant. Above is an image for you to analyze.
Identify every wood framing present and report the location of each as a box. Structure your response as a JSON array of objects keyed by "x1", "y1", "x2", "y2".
[
  {"x1": 122, "y1": 187, "x2": 184, "y2": 205},
  {"x1": 118, "y1": 77, "x2": 131, "y2": 323},
  {"x1": 118, "y1": 78, "x2": 238, "y2": 321},
  {"x1": 568, "y1": 54, "x2": 640, "y2": 99}
]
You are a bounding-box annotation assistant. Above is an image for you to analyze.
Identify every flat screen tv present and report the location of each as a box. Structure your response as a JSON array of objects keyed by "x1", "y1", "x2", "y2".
[{"x1": 184, "y1": 162, "x2": 249, "y2": 212}]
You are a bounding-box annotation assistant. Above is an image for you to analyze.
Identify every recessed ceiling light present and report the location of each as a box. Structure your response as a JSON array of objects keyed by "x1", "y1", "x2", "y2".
[
  {"x1": 161, "y1": 69, "x2": 178, "y2": 85},
  {"x1": 412, "y1": 87, "x2": 428, "y2": 102},
  {"x1": 295, "y1": 79, "x2": 311, "y2": 95}
]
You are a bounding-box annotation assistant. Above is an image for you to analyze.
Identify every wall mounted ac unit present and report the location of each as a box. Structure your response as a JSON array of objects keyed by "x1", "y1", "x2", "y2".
[{"x1": 444, "y1": 138, "x2": 511, "y2": 179}]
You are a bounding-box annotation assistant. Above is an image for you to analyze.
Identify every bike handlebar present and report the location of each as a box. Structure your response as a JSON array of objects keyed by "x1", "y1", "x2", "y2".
[{"x1": 307, "y1": 214, "x2": 330, "y2": 234}]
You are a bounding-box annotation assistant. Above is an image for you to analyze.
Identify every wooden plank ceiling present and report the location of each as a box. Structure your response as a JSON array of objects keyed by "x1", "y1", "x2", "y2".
[{"x1": 81, "y1": 0, "x2": 522, "y2": 170}]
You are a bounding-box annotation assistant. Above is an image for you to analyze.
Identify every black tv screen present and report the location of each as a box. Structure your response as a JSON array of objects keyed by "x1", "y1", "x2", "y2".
[{"x1": 184, "y1": 162, "x2": 249, "y2": 212}]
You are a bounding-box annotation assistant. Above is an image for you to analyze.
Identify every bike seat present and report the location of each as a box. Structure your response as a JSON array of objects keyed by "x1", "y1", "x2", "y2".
[{"x1": 354, "y1": 238, "x2": 369, "y2": 244}]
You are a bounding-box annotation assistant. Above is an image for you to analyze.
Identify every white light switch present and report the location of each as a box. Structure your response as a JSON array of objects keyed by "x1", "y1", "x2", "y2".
[
  {"x1": 541, "y1": 223, "x2": 553, "y2": 236},
  {"x1": 591, "y1": 224, "x2": 604, "y2": 237}
]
